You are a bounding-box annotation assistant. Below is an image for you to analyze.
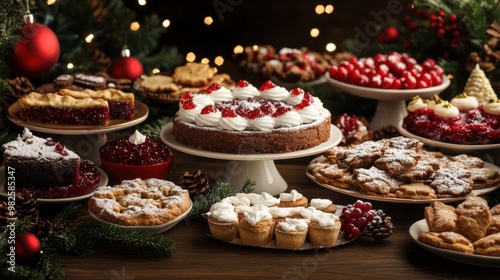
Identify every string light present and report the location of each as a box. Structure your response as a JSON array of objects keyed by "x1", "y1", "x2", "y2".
[
  {"x1": 152, "y1": 68, "x2": 160, "y2": 74},
  {"x1": 46, "y1": 0, "x2": 56, "y2": 5},
  {"x1": 252, "y1": 45, "x2": 259, "y2": 51},
  {"x1": 162, "y1": 19, "x2": 171, "y2": 28},
  {"x1": 186, "y1": 52, "x2": 196, "y2": 62},
  {"x1": 233, "y1": 45, "x2": 244, "y2": 54},
  {"x1": 138, "y1": 0, "x2": 147, "y2": 6},
  {"x1": 326, "y1": 43, "x2": 336, "y2": 52},
  {"x1": 201, "y1": 58, "x2": 210, "y2": 64},
  {"x1": 67, "y1": 63, "x2": 74, "y2": 69},
  {"x1": 204, "y1": 16, "x2": 213, "y2": 25},
  {"x1": 214, "y1": 56, "x2": 224, "y2": 66},
  {"x1": 85, "y1": 34, "x2": 94, "y2": 43},
  {"x1": 130, "y1": 21, "x2": 140, "y2": 31},
  {"x1": 310, "y1": 28, "x2": 320, "y2": 38},
  {"x1": 325, "y1": 5, "x2": 334, "y2": 14},
  {"x1": 315, "y1": 5, "x2": 325, "y2": 14}
]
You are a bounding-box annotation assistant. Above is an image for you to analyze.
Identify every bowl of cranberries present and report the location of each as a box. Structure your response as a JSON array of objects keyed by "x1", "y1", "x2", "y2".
[
  {"x1": 99, "y1": 130, "x2": 174, "y2": 185},
  {"x1": 326, "y1": 52, "x2": 450, "y2": 100}
]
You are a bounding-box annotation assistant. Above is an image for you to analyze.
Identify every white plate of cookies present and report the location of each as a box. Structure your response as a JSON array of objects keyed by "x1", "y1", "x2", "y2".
[
  {"x1": 409, "y1": 197, "x2": 500, "y2": 267},
  {"x1": 306, "y1": 136, "x2": 500, "y2": 203}
]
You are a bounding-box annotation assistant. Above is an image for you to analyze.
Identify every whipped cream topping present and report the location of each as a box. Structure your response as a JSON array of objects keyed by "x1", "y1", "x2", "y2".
[
  {"x1": 296, "y1": 104, "x2": 320, "y2": 123},
  {"x1": 299, "y1": 206, "x2": 323, "y2": 220},
  {"x1": 244, "y1": 205, "x2": 273, "y2": 226},
  {"x1": 208, "y1": 86, "x2": 233, "y2": 103},
  {"x1": 278, "y1": 218, "x2": 310, "y2": 232},
  {"x1": 268, "y1": 206, "x2": 304, "y2": 218},
  {"x1": 235, "y1": 192, "x2": 280, "y2": 207},
  {"x1": 129, "y1": 130, "x2": 147, "y2": 145},
  {"x1": 259, "y1": 85, "x2": 289, "y2": 101},
  {"x1": 218, "y1": 115, "x2": 248, "y2": 131},
  {"x1": 279, "y1": 189, "x2": 303, "y2": 202},
  {"x1": 312, "y1": 97, "x2": 324, "y2": 113},
  {"x1": 193, "y1": 94, "x2": 215, "y2": 107},
  {"x1": 221, "y1": 195, "x2": 251, "y2": 206},
  {"x1": 209, "y1": 202, "x2": 238, "y2": 223},
  {"x1": 274, "y1": 110, "x2": 302, "y2": 128},
  {"x1": 234, "y1": 204, "x2": 253, "y2": 215},
  {"x1": 309, "y1": 198, "x2": 333, "y2": 210},
  {"x1": 248, "y1": 115, "x2": 275, "y2": 131},
  {"x1": 310, "y1": 212, "x2": 339, "y2": 228},
  {"x1": 179, "y1": 105, "x2": 202, "y2": 123},
  {"x1": 484, "y1": 99, "x2": 500, "y2": 115},
  {"x1": 426, "y1": 95, "x2": 444, "y2": 110},
  {"x1": 407, "y1": 96, "x2": 427, "y2": 112},
  {"x1": 285, "y1": 89, "x2": 305, "y2": 105},
  {"x1": 194, "y1": 110, "x2": 221, "y2": 127},
  {"x1": 434, "y1": 102, "x2": 459, "y2": 118},
  {"x1": 210, "y1": 201, "x2": 235, "y2": 213},
  {"x1": 232, "y1": 84, "x2": 260, "y2": 99},
  {"x1": 450, "y1": 94, "x2": 479, "y2": 110}
]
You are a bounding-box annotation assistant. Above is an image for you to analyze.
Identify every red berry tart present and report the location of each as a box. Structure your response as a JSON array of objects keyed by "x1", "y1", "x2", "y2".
[{"x1": 172, "y1": 80, "x2": 331, "y2": 154}]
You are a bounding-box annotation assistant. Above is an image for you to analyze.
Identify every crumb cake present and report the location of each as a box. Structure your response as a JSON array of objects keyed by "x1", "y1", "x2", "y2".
[
  {"x1": 88, "y1": 178, "x2": 191, "y2": 226},
  {"x1": 18, "y1": 92, "x2": 110, "y2": 125},
  {"x1": 172, "y1": 80, "x2": 331, "y2": 154},
  {"x1": 2, "y1": 128, "x2": 100, "y2": 198}
]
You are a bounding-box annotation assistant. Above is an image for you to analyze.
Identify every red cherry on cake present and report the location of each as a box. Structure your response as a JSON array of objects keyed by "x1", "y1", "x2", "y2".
[
  {"x1": 272, "y1": 106, "x2": 291, "y2": 117},
  {"x1": 201, "y1": 105, "x2": 217, "y2": 114},
  {"x1": 260, "y1": 102, "x2": 276, "y2": 115},
  {"x1": 236, "y1": 80, "x2": 250, "y2": 87},
  {"x1": 182, "y1": 100, "x2": 197, "y2": 110},
  {"x1": 303, "y1": 92, "x2": 314, "y2": 104},
  {"x1": 181, "y1": 92, "x2": 194, "y2": 104},
  {"x1": 221, "y1": 108, "x2": 237, "y2": 118},
  {"x1": 205, "y1": 83, "x2": 221, "y2": 93},
  {"x1": 259, "y1": 80, "x2": 276, "y2": 91},
  {"x1": 246, "y1": 108, "x2": 264, "y2": 119},
  {"x1": 294, "y1": 98, "x2": 311, "y2": 110},
  {"x1": 290, "y1": 88, "x2": 305, "y2": 96}
]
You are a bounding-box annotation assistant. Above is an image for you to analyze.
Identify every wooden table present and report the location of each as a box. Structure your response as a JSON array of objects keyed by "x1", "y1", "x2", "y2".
[{"x1": 43, "y1": 151, "x2": 498, "y2": 280}]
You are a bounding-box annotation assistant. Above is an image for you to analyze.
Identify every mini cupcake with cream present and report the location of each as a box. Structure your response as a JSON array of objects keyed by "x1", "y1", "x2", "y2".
[
  {"x1": 275, "y1": 218, "x2": 310, "y2": 249},
  {"x1": 279, "y1": 189, "x2": 308, "y2": 208},
  {"x1": 239, "y1": 205, "x2": 275, "y2": 246},
  {"x1": 307, "y1": 212, "x2": 341, "y2": 247},
  {"x1": 207, "y1": 202, "x2": 239, "y2": 242}
]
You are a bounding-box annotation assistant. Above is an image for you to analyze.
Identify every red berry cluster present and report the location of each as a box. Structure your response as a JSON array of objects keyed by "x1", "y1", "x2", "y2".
[
  {"x1": 334, "y1": 113, "x2": 361, "y2": 145},
  {"x1": 340, "y1": 200, "x2": 376, "y2": 240},
  {"x1": 328, "y1": 52, "x2": 444, "y2": 89}
]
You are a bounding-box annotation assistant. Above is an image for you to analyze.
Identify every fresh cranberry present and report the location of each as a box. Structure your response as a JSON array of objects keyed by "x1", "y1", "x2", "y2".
[
  {"x1": 221, "y1": 108, "x2": 237, "y2": 118},
  {"x1": 182, "y1": 100, "x2": 197, "y2": 110},
  {"x1": 235, "y1": 80, "x2": 250, "y2": 87},
  {"x1": 201, "y1": 105, "x2": 217, "y2": 114},
  {"x1": 303, "y1": 92, "x2": 314, "y2": 104},
  {"x1": 54, "y1": 143, "x2": 69, "y2": 156},
  {"x1": 272, "y1": 107, "x2": 291, "y2": 117},
  {"x1": 381, "y1": 76, "x2": 394, "y2": 88},
  {"x1": 259, "y1": 80, "x2": 276, "y2": 91},
  {"x1": 246, "y1": 108, "x2": 264, "y2": 119},
  {"x1": 290, "y1": 88, "x2": 305, "y2": 96},
  {"x1": 260, "y1": 102, "x2": 276, "y2": 115},
  {"x1": 294, "y1": 99, "x2": 310, "y2": 110},
  {"x1": 181, "y1": 92, "x2": 194, "y2": 102},
  {"x1": 205, "y1": 83, "x2": 221, "y2": 93}
]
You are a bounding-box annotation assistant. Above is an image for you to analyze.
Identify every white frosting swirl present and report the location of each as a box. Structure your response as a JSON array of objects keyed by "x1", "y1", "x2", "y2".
[
  {"x1": 260, "y1": 85, "x2": 289, "y2": 101},
  {"x1": 434, "y1": 102, "x2": 459, "y2": 118},
  {"x1": 232, "y1": 84, "x2": 260, "y2": 99},
  {"x1": 221, "y1": 196, "x2": 251, "y2": 206},
  {"x1": 218, "y1": 115, "x2": 248, "y2": 131},
  {"x1": 484, "y1": 99, "x2": 500, "y2": 115},
  {"x1": 244, "y1": 205, "x2": 273, "y2": 226},
  {"x1": 279, "y1": 189, "x2": 303, "y2": 202},
  {"x1": 268, "y1": 207, "x2": 304, "y2": 218},
  {"x1": 299, "y1": 206, "x2": 323, "y2": 220},
  {"x1": 210, "y1": 206, "x2": 238, "y2": 223},
  {"x1": 210, "y1": 201, "x2": 235, "y2": 212},
  {"x1": 278, "y1": 218, "x2": 309, "y2": 232},
  {"x1": 310, "y1": 198, "x2": 333, "y2": 210},
  {"x1": 128, "y1": 130, "x2": 146, "y2": 145},
  {"x1": 248, "y1": 115, "x2": 275, "y2": 131},
  {"x1": 179, "y1": 105, "x2": 202, "y2": 123},
  {"x1": 426, "y1": 96, "x2": 444, "y2": 110},
  {"x1": 193, "y1": 94, "x2": 215, "y2": 107},
  {"x1": 296, "y1": 104, "x2": 320, "y2": 123},
  {"x1": 235, "y1": 192, "x2": 280, "y2": 207},
  {"x1": 208, "y1": 86, "x2": 233, "y2": 103},
  {"x1": 310, "y1": 212, "x2": 339, "y2": 228},
  {"x1": 407, "y1": 97, "x2": 427, "y2": 112},
  {"x1": 285, "y1": 89, "x2": 304, "y2": 105},
  {"x1": 194, "y1": 111, "x2": 221, "y2": 127},
  {"x1": 312, "y1": 97, "x2": 324, "y2": 113},
  {"x1": 450, "y1": 95, "x2": 479, "y2": 110},
  {"x1": 274, "y1": 110, "x2": 302, "y2": 128}
]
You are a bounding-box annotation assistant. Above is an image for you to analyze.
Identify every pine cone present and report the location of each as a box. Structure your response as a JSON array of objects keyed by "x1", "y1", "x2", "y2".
[
  {"x1": 0, "y1": 201, "x2": 15, "y2": 232},
  {"x1": 178, "y1": 170, "x2": 212, "y2": 200},
  {"x1": 14, "y1": 192, "x2": 39, "y2": 225},
  {"x1": 362, "y1": 209, "x2": 394, "y2": 242},
  {"x1": 7, "y1": 77, "x2": 35, "y2": 98}
]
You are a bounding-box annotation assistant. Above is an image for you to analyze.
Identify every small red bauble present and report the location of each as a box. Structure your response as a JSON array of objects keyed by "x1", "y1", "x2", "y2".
[
  {"x1": 14, "y1": 232, "x2": 42, "y2": 263},
  {"x1": 108, "y1": 56, "x2": 144, "y2": 81},
  {"x1": 377, "y1": 26, "x2": 399, "y2": 43},
  {"x1": 8, "y1": 21, "x2": 60, "y2": 77}
]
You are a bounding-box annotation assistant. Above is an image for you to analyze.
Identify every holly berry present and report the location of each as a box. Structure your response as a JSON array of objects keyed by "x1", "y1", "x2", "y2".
[
  {"x1": 201, "y1": 105, "x2": 217, "y2": 115},
  {"x1": 259, "y1": 80, "x2": 276, "y2": 91}
]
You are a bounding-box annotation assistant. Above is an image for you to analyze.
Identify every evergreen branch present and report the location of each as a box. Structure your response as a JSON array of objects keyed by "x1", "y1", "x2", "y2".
[
  {"x1": 188, "y1": 181, "x2": 232, "y2": 218},
  {"x1": 52, "y1": 203, "x2": 80, "y2": 227},
  {"x1": 138, "y1": 115, "x2": 171, "y2": 138}
]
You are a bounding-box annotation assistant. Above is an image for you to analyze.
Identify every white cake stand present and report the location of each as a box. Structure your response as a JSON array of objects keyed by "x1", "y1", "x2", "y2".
[
  {"x1": 7, "y1": 101, "x2": 149, "y2": 164},
  {"x1": 325, "y1": 73, "x2": 450, "y2": 130},
  {"x1": 161, "y1": 123, "x2": 342, "y2": 196}
]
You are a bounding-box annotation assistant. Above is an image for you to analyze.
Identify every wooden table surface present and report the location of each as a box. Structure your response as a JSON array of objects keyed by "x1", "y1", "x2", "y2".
[{"x1": 41, "y1": 150, "x2": 499, "y2": 280}]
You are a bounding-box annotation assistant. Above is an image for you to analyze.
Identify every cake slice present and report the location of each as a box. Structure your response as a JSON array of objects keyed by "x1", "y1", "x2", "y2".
[
  {"x1": 2, "y1": 128, "x2": 80, "y2": 189},
  {"x1": 58, "y1": 88, "x2": 135, "y2": 119},
  {"x1": 18, "y1": 92, "x2": 110, "y2": 125}
]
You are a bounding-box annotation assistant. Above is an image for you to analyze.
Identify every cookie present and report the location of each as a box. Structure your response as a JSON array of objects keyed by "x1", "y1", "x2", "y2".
[
  {"x1": 473, "y1": 232, "x2": 500, "y2": 256},
  {"x1": 395, "y1": 183, "x2": 437, "y2": 199},
  {"x1": 352, "y1": 166, "x2": 399, "y2": 196},
  {"x1": 374, "y1": 148, "x2": 420, "y2": 175},
  {"x1": 469, "y1": 167, "x2": 500, "y2": 189},
  {"x1": 336, "y1": 140, "x2": 385, "y2": 169},
  {"x1": 140, "y1": 75, "x2": 180, "y2": 93},
  {"x1": 455, "y1": 196, "x2": 491, "y2": 242},
  {"x1": 445, "y1": 154, "x2": 484, "y2": 169},
  {"x1": 394, "y1": 158, "x2": 438, "y2": 183},
  {"x1": 430, "y1": 168, "x2": 473, "y2": 198},
  {"x1": 172, "y1": 62, "x2": 215, "y2": 87},
  {"x1": 385, "y1": 136, "x2": 423, "y2": 151},
  {"x1": 53, "y1": 74, "x2": 74, "y2": 88},
  {"x1": 315, "y1": 163, "x2": 352, "y2": 189},
  {"x1": 424, "y1": 201, "x2": 457, "y2": 232},
  {"x1": 418, "y1": 231, "x2": 474, "y2": 254},
  {"x1": 73, "y1": 73, "x2": 107, "y2": 90}
]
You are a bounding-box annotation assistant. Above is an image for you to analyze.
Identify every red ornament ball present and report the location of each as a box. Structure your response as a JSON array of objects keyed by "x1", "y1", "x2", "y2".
[
  {"x1": 14, "y1": 232, "x2": 41, "y2": 263},
  {"x1": 108, "y1": 56, "x2": 144, "y2": 81},
  {"x1": 377, "y1": 26, "x2": 399, "y2": 43},
  {"x1": 8, "y1": 22, "x2": 60, "y2": 77}
]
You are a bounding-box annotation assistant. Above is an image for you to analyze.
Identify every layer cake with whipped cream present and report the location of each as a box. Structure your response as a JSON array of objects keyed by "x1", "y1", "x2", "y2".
[{"x1": 171, "y1": 80, "x2": 331, "y2": 154}]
